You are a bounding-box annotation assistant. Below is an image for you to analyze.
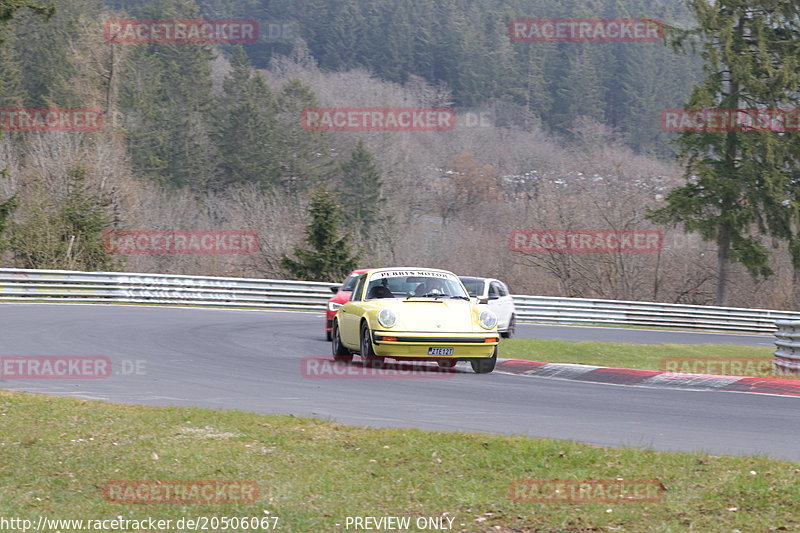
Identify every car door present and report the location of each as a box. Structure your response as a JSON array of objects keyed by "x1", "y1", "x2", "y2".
[
  {"x1": 488, "y1": 281, "x2": 512, "y2": 330},
  {"x1": 496, "y1": 281, "x2": 515, "y2": 328},
  {"x1": 339, "y1": 274, "x2": 367, "y2": 348}
]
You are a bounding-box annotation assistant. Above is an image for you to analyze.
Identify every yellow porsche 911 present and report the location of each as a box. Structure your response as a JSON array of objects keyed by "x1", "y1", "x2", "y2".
[{"x1": 331, "y1": 267, "x2": 499, "y2": 373}]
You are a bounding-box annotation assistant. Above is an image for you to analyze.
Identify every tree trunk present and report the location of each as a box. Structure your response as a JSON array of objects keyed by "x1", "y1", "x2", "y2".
[{"x1": 716, "y1": 225, "x2": 731, "y2": 306}]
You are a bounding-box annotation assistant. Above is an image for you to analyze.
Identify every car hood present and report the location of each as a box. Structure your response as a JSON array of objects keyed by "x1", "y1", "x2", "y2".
[
  {"x1": 375, "y1": 298, "x2": 485, "y2": 332},
  {"x1": 330, "y1": 290, "x2": 353, "y2": 304}
]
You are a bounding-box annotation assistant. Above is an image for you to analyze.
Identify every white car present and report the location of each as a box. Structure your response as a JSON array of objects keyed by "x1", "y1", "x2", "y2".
[{"x1": 458, "y1": 276, "x2": 516, "y2": 338}]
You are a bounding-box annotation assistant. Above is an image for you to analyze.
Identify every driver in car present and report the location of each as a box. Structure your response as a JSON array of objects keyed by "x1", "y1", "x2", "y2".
[{"x1": 414, "y1": 277, "x2": 447, "y2": 296}]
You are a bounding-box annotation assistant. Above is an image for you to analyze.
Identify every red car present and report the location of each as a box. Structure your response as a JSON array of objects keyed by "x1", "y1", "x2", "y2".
[{"x1": 325, "y1": 269, "x2": 370, "y2": 340}]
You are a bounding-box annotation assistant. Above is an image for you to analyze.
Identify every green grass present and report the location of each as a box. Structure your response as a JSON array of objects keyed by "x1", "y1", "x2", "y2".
[
  {"x1": 499, "y1": 338, "x2": 781, "y2": 373},
  {"x1": 1, "y1": 391, "x2": 799, "y2": 532}
]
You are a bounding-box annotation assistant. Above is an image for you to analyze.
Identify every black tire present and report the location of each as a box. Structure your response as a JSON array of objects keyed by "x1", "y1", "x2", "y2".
[
  {"x1": 360, "y1": 322, "x2": 384, "y2": 367},
  {"x1": 470, "y1": 347, "x2": 497, "y2": 374},
  {"x1": 332, "y1": 322, "x2": 352, "y2": 362},
  {"x1": 500, "y1": 314, "x2": 516, "y2": 339},
  {"x1": 437, "y1": 359, "x2": 456, "y2": 370}
]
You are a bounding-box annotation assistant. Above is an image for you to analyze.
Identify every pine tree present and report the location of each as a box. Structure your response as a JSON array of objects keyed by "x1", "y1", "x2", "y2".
[
  {"x1": 0, "y1": 170, "x2": 18, "y2": 259},
  {"x1": 281, "y1": 187, "x2": 358, "y2": 282},
  {"x1": 337, "y1": 141, "x2": 385, "y2": 240},
  {"x1": 118, "y1": 0, "x2": 218, "y2": 189},
  {"x1": 320, "y1": 0, "x2": 364, "y2": 70},
  {"x1": 213, "y1": 47, "x2": 282, "y2": 190},
  {"x1": 552, "y1": 44, "x2": 606, "y2": 130},
  {"x1": 274, "y1": 78, "x2": 333, "y2": 194},
  {"x1": 9, "y1": 168, "x2": 116, "y2": 271},
  {"x1": 648, "y1": 0, "x2": 800, "y2": 306},
  {"x1": 0, "y1": 0, "x2": 48, "y2": 257}
]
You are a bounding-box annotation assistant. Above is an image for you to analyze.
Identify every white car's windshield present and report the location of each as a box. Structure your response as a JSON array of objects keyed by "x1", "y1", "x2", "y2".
[{"x1": 365, "y1": 271, "x2": 469, "y2": 300}]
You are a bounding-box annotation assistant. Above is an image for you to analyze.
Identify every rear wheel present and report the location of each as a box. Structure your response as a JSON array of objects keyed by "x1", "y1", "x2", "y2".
[
  {"x1": 360, "y1": 323, "x2": 384, "y2": 367},
  {"x1": 500, "y1": 315, "x2": 516, "y2": 338},
  {"x1": 332, "y1": 322, "x2": 352, "y2": 362},
  {"x1": 470, "y1": 347, "x2": 497, "y2": 374}
]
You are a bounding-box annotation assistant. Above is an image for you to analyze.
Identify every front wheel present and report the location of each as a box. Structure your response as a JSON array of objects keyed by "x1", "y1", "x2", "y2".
[
  {"x1": 470, "y1": 347, "x2": 497, "y2": 374},
  {"x1": 332, "y1": 322, "x2": 352, "y2": 362},
  {"x1": 500, "y1": 315, "x2": 516, "y2": 338},
  {"x1": 360, "y1": 323, "x2": 384, "y2": 367}
]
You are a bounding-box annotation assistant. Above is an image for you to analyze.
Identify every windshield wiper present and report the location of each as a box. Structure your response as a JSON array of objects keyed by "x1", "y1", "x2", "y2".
[{"x1": 449, "y1": 295, "x2": 470, "y2": 300}]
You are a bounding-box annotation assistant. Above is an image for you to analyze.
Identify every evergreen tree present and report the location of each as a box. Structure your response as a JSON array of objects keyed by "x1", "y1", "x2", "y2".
[
  {"x1": 0, "y1": 0, "x2": 52, "y2": 23},
  {"x1": 0, "y1": 170, "x2": 18, "y2": 259},
  {"x1": 320, "y1": 0, "x2": 364, "y2": 70},
  {"x1": 648, "y1": 0, "x2": 800, "y2": 305},
  {"x1": 213, "y1": 46, "x2": 282, "y2": 190},
  {"x1": 551, "y1": 44, "x2": 606, "y2": 130},
  {"x1": 274, "y1": 78, "x2": 333, "y2": 194},
  {"x1": 118, "y1": 0, "x2": 218, "y2": 189},
  {"x1": 281, "y1": 187, "x2": 358, "y2": 282},
  {"x1": 0, "y1": 0, "x2": 49, "y2": 258},
  {"x1": 337, "y1": 141, "x2": 385, "y2": 240},
  {"x1": 9, "y1": 168, "x2": 116, "y2": 271}
]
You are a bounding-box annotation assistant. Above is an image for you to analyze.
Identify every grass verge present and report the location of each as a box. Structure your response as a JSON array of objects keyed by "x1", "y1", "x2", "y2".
[
  {"x1": 498, "y1": 338, "x2": 794, "y2": 376},
  {"x1": 1, "y1": 390, "x2": 798, "y2": 532}
]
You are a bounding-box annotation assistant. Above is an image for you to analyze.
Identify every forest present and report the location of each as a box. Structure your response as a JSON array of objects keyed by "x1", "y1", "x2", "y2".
[{"x1": 1, "y1": 0, "x2": 799, "y2": 310}]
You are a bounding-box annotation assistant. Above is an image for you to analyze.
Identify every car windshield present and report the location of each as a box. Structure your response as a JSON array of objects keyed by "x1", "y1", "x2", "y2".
[
  {"x1": 366, "y1": 271, "x2": 469, "y2": 299},
  {"x1": 342, "y1": 273, "x2": 360, "y2": 291},
  {"x1": 459, "y1": 277, "x2": 483, "y2": 298}
]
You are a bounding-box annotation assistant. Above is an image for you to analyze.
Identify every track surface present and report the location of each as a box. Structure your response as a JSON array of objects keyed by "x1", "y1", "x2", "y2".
[{"x1": 1, "y1": 304, "x2": 797, "y2": 461}]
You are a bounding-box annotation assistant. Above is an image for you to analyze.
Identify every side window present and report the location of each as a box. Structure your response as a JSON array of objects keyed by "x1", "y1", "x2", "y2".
[
  {"x1": 497, "y1": 282, "x2": 509, "y2": 297},
  {"x1": 489, "y1": 282, "x2": 502, "y2": 297},
  {"x1": 343, "y1": 273, "x2": 359, "y2": 291},
  {"x1": 351, "y1": 275, "x2": 367, "y2": 302}
]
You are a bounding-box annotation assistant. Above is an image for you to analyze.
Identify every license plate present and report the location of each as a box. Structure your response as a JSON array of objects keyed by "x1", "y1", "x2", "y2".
[{"x1": 428, "y1": 347, "x2": 454, "y2": 356}]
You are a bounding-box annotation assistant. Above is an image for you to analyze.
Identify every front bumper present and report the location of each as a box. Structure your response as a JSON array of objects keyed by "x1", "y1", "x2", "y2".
[{"x1": 371, "y1": 330, "x2": 498, "y2": 358}]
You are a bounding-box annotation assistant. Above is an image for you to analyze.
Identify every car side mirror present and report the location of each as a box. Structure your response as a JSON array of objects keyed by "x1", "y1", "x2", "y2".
[
  {"x1": 478, "y1": 297, "x2": 489, "y2": 305},
  {"x1": 488, "y1": 294, "x2": 500, "y2": 300},
  {"x1": 330, "y1": 286, "x2": 340, "y2": 293}
]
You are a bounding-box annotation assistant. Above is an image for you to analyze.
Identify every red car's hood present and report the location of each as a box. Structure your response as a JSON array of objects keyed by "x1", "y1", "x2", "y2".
[{"x1": 330, "y1": 290, "x2": 353, "y2": 305}]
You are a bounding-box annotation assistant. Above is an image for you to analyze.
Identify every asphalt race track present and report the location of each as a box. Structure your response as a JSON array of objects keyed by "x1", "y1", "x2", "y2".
[{"x1": 1, "y1": 304, "x2": 797, "y2": 461}]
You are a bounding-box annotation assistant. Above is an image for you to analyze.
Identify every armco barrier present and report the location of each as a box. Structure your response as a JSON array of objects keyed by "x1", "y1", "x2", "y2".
[
  {"x1": 774, "y1": 321, "x2": 800, "y2": 374},
  {"x1": 0, "y1": 268, "x2": 797, "y2": 334},
  {"x1": 0, "y1": 268, "x2": 333, "y2": 311}
]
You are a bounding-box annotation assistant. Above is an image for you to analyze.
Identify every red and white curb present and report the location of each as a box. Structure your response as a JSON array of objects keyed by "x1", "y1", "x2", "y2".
[{"x1": 496, "y1": 359, "x2": 800, "y2": 397}]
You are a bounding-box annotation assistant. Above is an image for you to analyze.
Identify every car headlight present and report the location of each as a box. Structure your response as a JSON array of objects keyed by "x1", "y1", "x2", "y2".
[
  {"x1": 478, "y1": 309, "x2": 497, "y2": 330},
  {"x1": 328, "y1": 302, "x2": 343, "y2": 312},
  {"x1": 378, "y1": 308, "x2": 397, "y2": 328}
]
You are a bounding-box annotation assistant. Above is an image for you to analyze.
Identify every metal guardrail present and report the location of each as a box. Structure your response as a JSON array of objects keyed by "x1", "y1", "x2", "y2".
[
  {"x1": 513, "y1": 295, "x2": 800, "y2": 334},
  {"x1": 774, "y1": 321, "x2": 800, "y2": 374},
  {"x1": 0, "y1": 268, "x2": 797, "y2": 334},
  {"x1": 0, "y1": 268, "x2": 334, "y2": 311}
]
